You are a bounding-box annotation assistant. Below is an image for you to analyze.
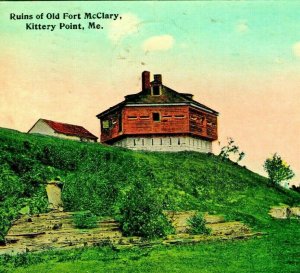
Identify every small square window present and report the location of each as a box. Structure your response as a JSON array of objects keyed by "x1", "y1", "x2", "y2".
[
  {"x1": 102, "y1": 120, "x2": 110, "y2": 129},
  {"x1": 152, "y1": 85, "x2": 161, "y2": 96},
  {"x1": 153, "y1": 112, "x2": 160, "y2": 121}
]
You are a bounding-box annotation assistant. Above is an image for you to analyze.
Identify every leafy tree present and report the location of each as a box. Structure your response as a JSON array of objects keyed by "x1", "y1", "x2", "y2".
[
  {"x1": 219, "y1": 138, "x2": 245, "y2": 163},
  {"x1": 263, "y1": 153, "x2": 295, "y2": 186}
]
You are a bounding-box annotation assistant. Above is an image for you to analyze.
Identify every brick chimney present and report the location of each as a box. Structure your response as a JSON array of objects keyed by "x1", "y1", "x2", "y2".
[
  {"x1": 142, "y1": 71, "x2": 151, "y2": 92},
  {"x1": 154, "y1": 74, "x2": 162, "y2": 84}
]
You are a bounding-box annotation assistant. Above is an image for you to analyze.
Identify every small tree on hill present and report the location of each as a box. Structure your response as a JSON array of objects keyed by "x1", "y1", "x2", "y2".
[
  {"x1": 218, "y1": 137, "x2": 245, "y2": 163},
  {"x1": 263, "y1": 153, "x2": 295, "y2": 186},
  {"x1": 119, "y1": 180, "x2": 174, "y2": 239}
]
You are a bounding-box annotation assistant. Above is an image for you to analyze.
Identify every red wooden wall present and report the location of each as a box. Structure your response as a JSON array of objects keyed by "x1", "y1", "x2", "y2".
[
  {"x1": 100, "y1": 111, "x2": 122, "y2": 143},
  {"x1": 100, "y1": 105, "x2": 218, "y2": 143},
  {"x1": 189, "y1": 108, "x2": 218, "y2": 140},
  {"x1": 122, "y1": 106, "x2": 190, "y2": 135}
]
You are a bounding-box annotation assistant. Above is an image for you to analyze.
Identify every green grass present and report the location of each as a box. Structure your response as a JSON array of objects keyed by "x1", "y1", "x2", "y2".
[
  {"x1": 0, "y1": 126, "x2": 300, "y2": 236},
  {"x1": 0, "y1": 127, "x2": 298, "y2": 236},
  {"x1": 0, "y1": 219, "x2": 299, "y2": 273},
  {"x1": 0, "y1": 127, "x2": 299, "y2": 272}
]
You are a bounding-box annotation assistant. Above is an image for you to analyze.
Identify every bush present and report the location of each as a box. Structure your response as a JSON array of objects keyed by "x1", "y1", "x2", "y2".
[
  {"x1": 73, "y1": 211, "x2": 98, "y2": 229},
  {"x1": 187, "y1": 213, "x2": 211, "y2": 235},
  {"x1": 119, "y1": 180, "x2": 174, "y2": 239}
]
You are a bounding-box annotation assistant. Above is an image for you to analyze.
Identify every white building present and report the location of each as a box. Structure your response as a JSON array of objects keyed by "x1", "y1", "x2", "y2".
[{"x1": 28, "y1": 119, "x2": 98, "y2": 142}]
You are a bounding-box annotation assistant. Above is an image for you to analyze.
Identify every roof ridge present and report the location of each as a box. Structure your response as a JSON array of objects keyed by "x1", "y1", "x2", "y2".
[
  {"x1": 39, "y1": 119, "x2": 98, "y2": 139},
  {"x1": 41, "y1": 118, "x2": 85, "y2": 128}
]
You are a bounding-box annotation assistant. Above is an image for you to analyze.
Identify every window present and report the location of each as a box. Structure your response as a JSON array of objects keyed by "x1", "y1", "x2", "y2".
[
  {"x1": 152, "y1": 85, "x2": 161, "y2": 96},
  {"x1": 102, "y1": 120, "x2": 110, "y2": 129},
  {"x1": 128, "y1": 116, "x2": 137, "y2": 120},
  {"x1": 153, "y1": 112, "x2": 160, "y2": 122}
]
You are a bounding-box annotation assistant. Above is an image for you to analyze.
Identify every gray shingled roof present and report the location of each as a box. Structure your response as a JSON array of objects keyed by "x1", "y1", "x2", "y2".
[{"x1": 97, "y1": 83, "x2": 218, "y2": 118}]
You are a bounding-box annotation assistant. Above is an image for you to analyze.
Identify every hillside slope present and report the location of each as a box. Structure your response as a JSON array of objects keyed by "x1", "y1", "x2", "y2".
[{"x1": 0, "y1": 127, "x2": 299, "y2": 241}]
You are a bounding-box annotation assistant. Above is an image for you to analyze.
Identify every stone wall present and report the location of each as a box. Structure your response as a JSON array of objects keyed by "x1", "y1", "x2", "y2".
[{"x1": 113, "y1": 136, "x2": 212, "y2": 153}]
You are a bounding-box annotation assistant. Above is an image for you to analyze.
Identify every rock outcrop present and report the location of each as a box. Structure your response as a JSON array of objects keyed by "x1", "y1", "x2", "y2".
[
  {"x1": 0, "y1": 211, "x2": 260, "y2": 255},
  {"x1": 269, "y1": 206, "x2": 300, "y2": 219}
]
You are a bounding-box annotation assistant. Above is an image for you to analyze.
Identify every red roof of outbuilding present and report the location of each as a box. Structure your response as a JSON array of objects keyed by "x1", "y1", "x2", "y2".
[{"x1": 40, "y1": 119, "x2": 97, "y2": 140}]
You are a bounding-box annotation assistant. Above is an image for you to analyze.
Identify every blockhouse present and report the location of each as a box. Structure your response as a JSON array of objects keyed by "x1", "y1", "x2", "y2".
[{"x1": 96, "y1": 71, "x2": 218, "y2": 152}]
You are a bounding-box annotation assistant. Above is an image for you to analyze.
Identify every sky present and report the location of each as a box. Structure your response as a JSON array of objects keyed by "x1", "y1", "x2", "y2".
[{"x1": 0, "y1": 1, "x2": 299, "y2": 185}]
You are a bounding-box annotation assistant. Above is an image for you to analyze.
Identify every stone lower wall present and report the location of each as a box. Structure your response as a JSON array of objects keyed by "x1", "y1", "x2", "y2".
[{"x1": 113, "y1": 136, "x2": 212, "y2": 153}]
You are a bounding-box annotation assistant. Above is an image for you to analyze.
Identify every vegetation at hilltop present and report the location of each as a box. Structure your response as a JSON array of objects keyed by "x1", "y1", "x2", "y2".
[{"x1": 0, "y1": 127, "x2": 299, "y2": 241}]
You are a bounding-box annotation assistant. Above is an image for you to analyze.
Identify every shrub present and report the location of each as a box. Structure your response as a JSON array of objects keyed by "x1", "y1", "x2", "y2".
[
  {"x1": 73, "y1": 211, "x2": 98, "y2": 229},
  {"x1": 119, "y1": 181, "x2": 174, "y2": 239},
  {"x1": 263, "y1": 153, "x2": 295, "y2": 186},
  {"x1": 187, "y1": 213, "x2": 211, "y2": 235},
  {"x1": 219, "y1": 138, "x2": 245, "y2": 163}
]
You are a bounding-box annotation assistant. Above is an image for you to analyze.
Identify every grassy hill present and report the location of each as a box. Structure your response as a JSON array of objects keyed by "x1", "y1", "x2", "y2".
[
  {"x1": 0, "y1": 127, "x2": 300, "y2": 272},
  {"x1": 0, "y1": 127, "x2": 299, "y2": 239}
]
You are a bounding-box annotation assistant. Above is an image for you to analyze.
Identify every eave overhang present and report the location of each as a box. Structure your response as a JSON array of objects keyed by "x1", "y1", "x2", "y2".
[{"x1": 97, "y1": 101, "x2": 219, "y2": 119}]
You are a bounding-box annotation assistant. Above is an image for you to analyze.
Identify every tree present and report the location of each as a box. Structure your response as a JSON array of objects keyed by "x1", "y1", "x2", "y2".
[
  {"x1": 263, "y1": 153, "x2": 295, "y2": 186},
  {"x1": 218, "y1": 137, "x2": 245, "y2": 163}
]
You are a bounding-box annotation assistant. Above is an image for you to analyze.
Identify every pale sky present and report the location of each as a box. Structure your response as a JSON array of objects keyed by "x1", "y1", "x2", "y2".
[{"x1": 0, "y1": 1, "x2": 299, "y2": 185}]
